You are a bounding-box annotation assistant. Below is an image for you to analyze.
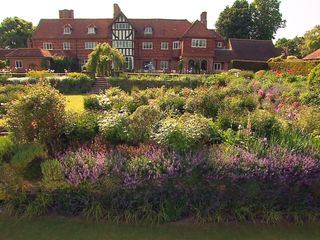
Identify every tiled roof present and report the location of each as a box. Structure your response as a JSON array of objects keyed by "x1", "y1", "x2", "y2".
[
  {"x1": 229, "y1": 38, "x2": 282, "y2": 62},
  {"x1": 215, "y1": 49, "x2": 234, "y2": 62},
  {"x1": 6, "y1": 48, "x2": 52, "y2": 58},
  {"x1": 33, "y1": 19, "x2": 114, "y2": 39},
  {"x1": 0, "y1": 49, "x2": 14, "y2": 59},
  {"x1": 130, "y1": 19, "x2": 191, "y2": 38},
  {"x1": 303, "y1": 48, "x2": 320, "y2": 60},
  {"x1": 183, "y1": 20, "x2": 217, "y2": 38}
]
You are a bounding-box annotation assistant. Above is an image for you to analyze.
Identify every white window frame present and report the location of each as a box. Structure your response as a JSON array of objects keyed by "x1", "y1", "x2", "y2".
[
  {"x1": 161, "y1": 42, "x2": 169, "y2": 50},
  {"x1": 142, "y1": 42, "x2": 153, "y2": 50},
  {"x1": 144, "y1": 27, "x2": 153, "y2": 35},
  {"x1": 160, "y1": 61, "x2": 169, "y2": 70},
  {"x1": 85, "y1": 42, "x2": 97, "y2": 50},
  {"x1": 43, "y1": 42, "x2": 53, "y2": 50},
  {"x1": 217, "y1": 42, "x2": 223, "y2": 48},
  {"x1": 173, "y1": 41, "x2": 181, "y2": 50},
  {"x1": 114, "y1": 23, "x2": 130, "y2": 29},
  {"x1": 63, "y1": 42, "x2": 71, "y2": 50},
  {"x1": 88, "y1": 27, "x2": 96, "y2": 35},
  {"x1": 63, "y1": 27, "x2": 72, "y2": 35},
  {"x1": 191, "y1": 39, "x2": 207, "y2": 48},
  {"x1": 214, "y1": 63, "x2": 222, "y2": 71},
  {"x1": 15, "y1": 60, "x2": 23, "y2": 69},
  {"x1": 112, "y1": 41, "x2": 133, "y2": 49}
]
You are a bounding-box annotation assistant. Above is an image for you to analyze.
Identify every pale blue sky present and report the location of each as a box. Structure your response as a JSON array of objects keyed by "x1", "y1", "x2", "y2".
[{"x1": 0, "y1": 0, "x2": 319, "y2": 40}]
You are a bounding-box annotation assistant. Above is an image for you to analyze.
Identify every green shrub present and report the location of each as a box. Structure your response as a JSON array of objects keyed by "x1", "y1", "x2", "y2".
[
  {"x1": 0, "y1": 136, "x2": 13, "y2": 163},
  {"x1": 231, "y1": 60, "x2": 269, "y2": 72},
  {"x1": 98, "y1": 111, "x2": 129, "y2": 144},
  {"x1": 269, "y1": 60, "x2": 320, "y2": 75},
  {"x1": 158, "y1": 92, "x2": 186, "y2": 114},
  {"x1": 126, "y1": 91, "x2": 149, "y2": 113},
  {"x1": 300, "y1": 91, "x2": 320, "y2": 106},
  {"x1": 250, "y1": 110, "x2": 281, "y2": 138},
  {"x1": 41, "y1": 159, "x2": 65, "y2": 189},
  {"x1": 6, "y1": 83, "x2": 66, "y2": 153},
  {"x1": 27, "y1": 70, "x2": 54, "y2": 79},
  {"x1": 64, "y1": 111, "x2": 98, "y2": 142},
  {"x1": 128, "y1": 105, "x2": 161, "y2": 144},
  {"x1": 10, "y1": 144, "x2": 47, "y2": 180},
  {"x1": 307, "y1": 64, "x2": 320, "y2": 90},
  {"x1": 84, "y1": 95, "x2": 100, "y2": 111},
  {"x1": 154, "y1": 113, "x2": 219, "y2": 152}
]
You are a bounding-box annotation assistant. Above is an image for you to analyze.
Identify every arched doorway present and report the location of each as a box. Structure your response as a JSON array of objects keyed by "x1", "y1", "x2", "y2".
[
  {"x1": 200, "y1": 60, "x2": 207, "y2": 72},
  {"x1": 188, "y1": 60, "x2": 195, "y2": 73}
]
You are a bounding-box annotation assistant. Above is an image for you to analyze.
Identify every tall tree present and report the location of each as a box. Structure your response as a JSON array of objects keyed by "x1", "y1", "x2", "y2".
[
  {"x1": 215, "y1": 0, "x2": 252, "y2": 39},
  {"x1": 0, "y1": 17, "x2": 34, "y2": 48},
  {"x1": 251, "y1": 0, "x2": 286, "y2": 40},
  {"x1": 86, "y1": 43, "x2": 124, "y2": 77},
  {"x1": 300, "y1": 25, "x2": 320, "y2": 56},
  {"x1": 275, "y1": 37, "x2": 304, "y2": 58}
]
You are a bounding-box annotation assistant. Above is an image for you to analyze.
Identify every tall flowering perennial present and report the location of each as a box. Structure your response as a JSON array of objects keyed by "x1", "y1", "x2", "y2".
[{"x1": 58, "y1": 148, "x2": 106, "y2": 186}]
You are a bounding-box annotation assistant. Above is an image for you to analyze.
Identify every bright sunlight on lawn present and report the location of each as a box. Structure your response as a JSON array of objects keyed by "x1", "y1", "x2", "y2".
[
  {"x1": 1, "y1": 217, "x2": 320, "y2": 240},
  {"x1": 65, "y1": 95, "x2": 86, "y2": 112}
]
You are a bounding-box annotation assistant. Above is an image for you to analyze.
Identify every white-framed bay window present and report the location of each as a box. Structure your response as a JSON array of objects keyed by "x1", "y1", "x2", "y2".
[
  {"x1": 15, "y1": 60, "x2": 23, "y2": 68},
  {"x1": 173, "y1": 41, "x2": 181, "y2": 49},
  {"x1": 161, "y1": 42, "x2": 169, "y2": 50},
  {"x1": 43, "y1": 42, "x2": 53, "y2": 50},
  {"x1": 160, "y1": 60, "x2": 169, "y2": 70},
  {"x1": 63, "y1": 42, "x2": 71, "y2": 50},
  {"x1": 142, "y1": 42, "x2": 153, "y2": 50},
  {"x1": 191, "y1": 39, "x2": 207, "y2": 48},
  {"x1": 85, "y1": 42, "x2": 97, "y2": 50}
]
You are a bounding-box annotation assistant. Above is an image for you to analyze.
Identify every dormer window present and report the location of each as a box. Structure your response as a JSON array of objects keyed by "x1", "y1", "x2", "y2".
[
  {"x1": 217, "y1": 42, "x2": 223, "y2": 48},
  {"x1": 144, "y1": 27, "x2": 153, "y2": 35},
  {"x1": 88, "y1": 26, "x2": 96, "y2": 35},
  {"x1": 63, "y1": 25, "x2": 72, "y2": 35}
]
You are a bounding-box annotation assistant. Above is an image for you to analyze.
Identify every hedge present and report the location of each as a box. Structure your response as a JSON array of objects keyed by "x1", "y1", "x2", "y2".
[
  {"x1": 108, "y1": 78, "x2": 203, "y2": 92},
  {"x1": 268, "y1": 60, "x2": 320, "y2": 75},
  {"x1": 231, "y1": 60, "x2": 269, "y2": 72}
]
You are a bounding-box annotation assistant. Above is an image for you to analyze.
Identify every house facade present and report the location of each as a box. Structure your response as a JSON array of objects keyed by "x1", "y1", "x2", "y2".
[{"x1": 1, "y1": 3, "x2": 281, "y2": 73}]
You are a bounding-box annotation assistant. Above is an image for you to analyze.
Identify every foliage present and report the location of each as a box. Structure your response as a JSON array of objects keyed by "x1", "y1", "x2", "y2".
[
  {"x1": 301, "y1": 25, "x2": 320, "y2": 56},
  {"x1": 27, "y1": 70, "x2": 54, "y2": 79},
  {"x1": 0, "y1": 60, "x2": 8, "y2": 69},
  {"x1": 41, "y1": 159, "x2": 65, "y2": 189},
  {"x1": 0, "y1": 136, "x2": 13, "y2": 163},
  {"x1": 215, "y1": 0, "x2": 252, "y2": 39},
  {"x1": 0, "y1": 17, "x2": 34, "y2": 48},
  {"x1": 50, "y1": 57, "x2": 80, "y2": 73},
  {"x1": 154, "y1": 113, "x2": 219, "y2": 152},
  {"x1": 6, "y1": 83, "x2": 66, "y2": 153},
  {"x1": 307, "y1": 64, "x2": 320, "y2": 90},
  {"x1": 250, "y1": 0, "x2": 286, "y2": 40},
  {"x1": 268, "y1": 60, "x2": 320, "y2": 75},
  {"x1": 275, "y1": 37, "x2": 304, "y2": 58},
  {"x1": 84, "y1": 95, "x2": 100, "y2": 111},
  {"x1": 231, "y1": 60, "x2": 269, "y2": 71},
  {"x1": 86, "y1": 43, "x2": 124, "y2": 77}
]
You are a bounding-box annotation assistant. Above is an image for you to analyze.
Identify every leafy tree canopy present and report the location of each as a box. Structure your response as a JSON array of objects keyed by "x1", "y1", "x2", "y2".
[
  {"x1": 215, "y1": 0, "x2": 285, "y2": 40},
  {"x1": 275, "y1": 37, "x2": 304, "y2": 58},
  {"x1": 216, "y1": 0, "x2": 252, "y2": 39},
  {"x1": 86, "y1": 43, "x2": 124, "y2": 77},
  {"x1": 0, "y1": 17, "x2": 34, "y2": 48},
  {"x1": 300, "y1": 25, "x2": 320, "y2": 56}
]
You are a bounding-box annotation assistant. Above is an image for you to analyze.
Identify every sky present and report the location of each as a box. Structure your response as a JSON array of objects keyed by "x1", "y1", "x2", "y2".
[{"x1": 0, "y1": 0, "x2": 319, "y2": 40}]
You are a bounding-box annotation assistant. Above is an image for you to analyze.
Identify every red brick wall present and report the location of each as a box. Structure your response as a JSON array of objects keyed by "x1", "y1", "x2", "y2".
[{"x1": 8, "y1": 57, "x2": 47, "y2": 72}]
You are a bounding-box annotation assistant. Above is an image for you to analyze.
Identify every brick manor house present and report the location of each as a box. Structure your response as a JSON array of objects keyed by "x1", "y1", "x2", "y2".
[{"x1": 1, "y1": 4, "x2": 281, "y2": 73}]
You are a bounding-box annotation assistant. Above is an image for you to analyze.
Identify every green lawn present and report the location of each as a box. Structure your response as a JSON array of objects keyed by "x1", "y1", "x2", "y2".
[
  {"x1": 65, "y1": 95, "x2": 86, "y2": 112},
  {"x1": 0, "y1": 217, "x2": 320, "y2": 240}
]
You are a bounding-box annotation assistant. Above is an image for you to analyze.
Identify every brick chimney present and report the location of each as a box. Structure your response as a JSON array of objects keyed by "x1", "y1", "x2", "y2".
[
  {"x1": 200, "y1": 12, "x2": 207, "y2": 28},
  {"x1": 59, "y1": 9, "x2": 74, "y2": 19},
  {"x1": 113, "y1": 4, "x2": 122, "y2": 18}
]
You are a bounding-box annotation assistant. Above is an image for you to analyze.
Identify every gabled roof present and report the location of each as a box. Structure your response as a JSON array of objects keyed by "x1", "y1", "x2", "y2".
[
  {"x1": 130, "y1": 19, "x2": 191, "y2": 38},
  {"x1": 33, "y1": 19, "x2": 113, "y2": 39},
  {"x1": 215, "y1": 49, "x2": 234, "y2": 62},
  {"x1": 229, "y1": 38, "x2": 282, "y2": 61},
  {"x1": 0, "y1": 49, "x2": 14, "y2": 59},
  {"x1": 303, "y1": 48, "x2": 320, "y2": 60},
  {"x1": 6, "y1": 48, "x2": 52, "y2": 58},
  {"x1": 183, "y1": 20, "x2": 217, "y2": 38}
]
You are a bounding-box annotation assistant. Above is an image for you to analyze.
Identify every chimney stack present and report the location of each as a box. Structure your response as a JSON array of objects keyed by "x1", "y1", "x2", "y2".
[
  {"x1": 113, "y1": 4, "x2": 121, "y2": 18},
  {"x1": 59, "y1": 9, "x2": 74, "y2": 19},
  {"x1": 200, "y1": 12, "x2": 207, "y2": 28}
]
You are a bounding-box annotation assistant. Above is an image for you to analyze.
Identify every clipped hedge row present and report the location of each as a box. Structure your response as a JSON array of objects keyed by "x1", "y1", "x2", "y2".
[
  {"x1": 268, "y1": 60, "x2": 320, "y2": 75},
  {"x1": 108, "y1": 78, "x2": 203, "y2": 92},
  {"x1": 231, "y1": 60, "x2": 269, "y2": 72}
]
